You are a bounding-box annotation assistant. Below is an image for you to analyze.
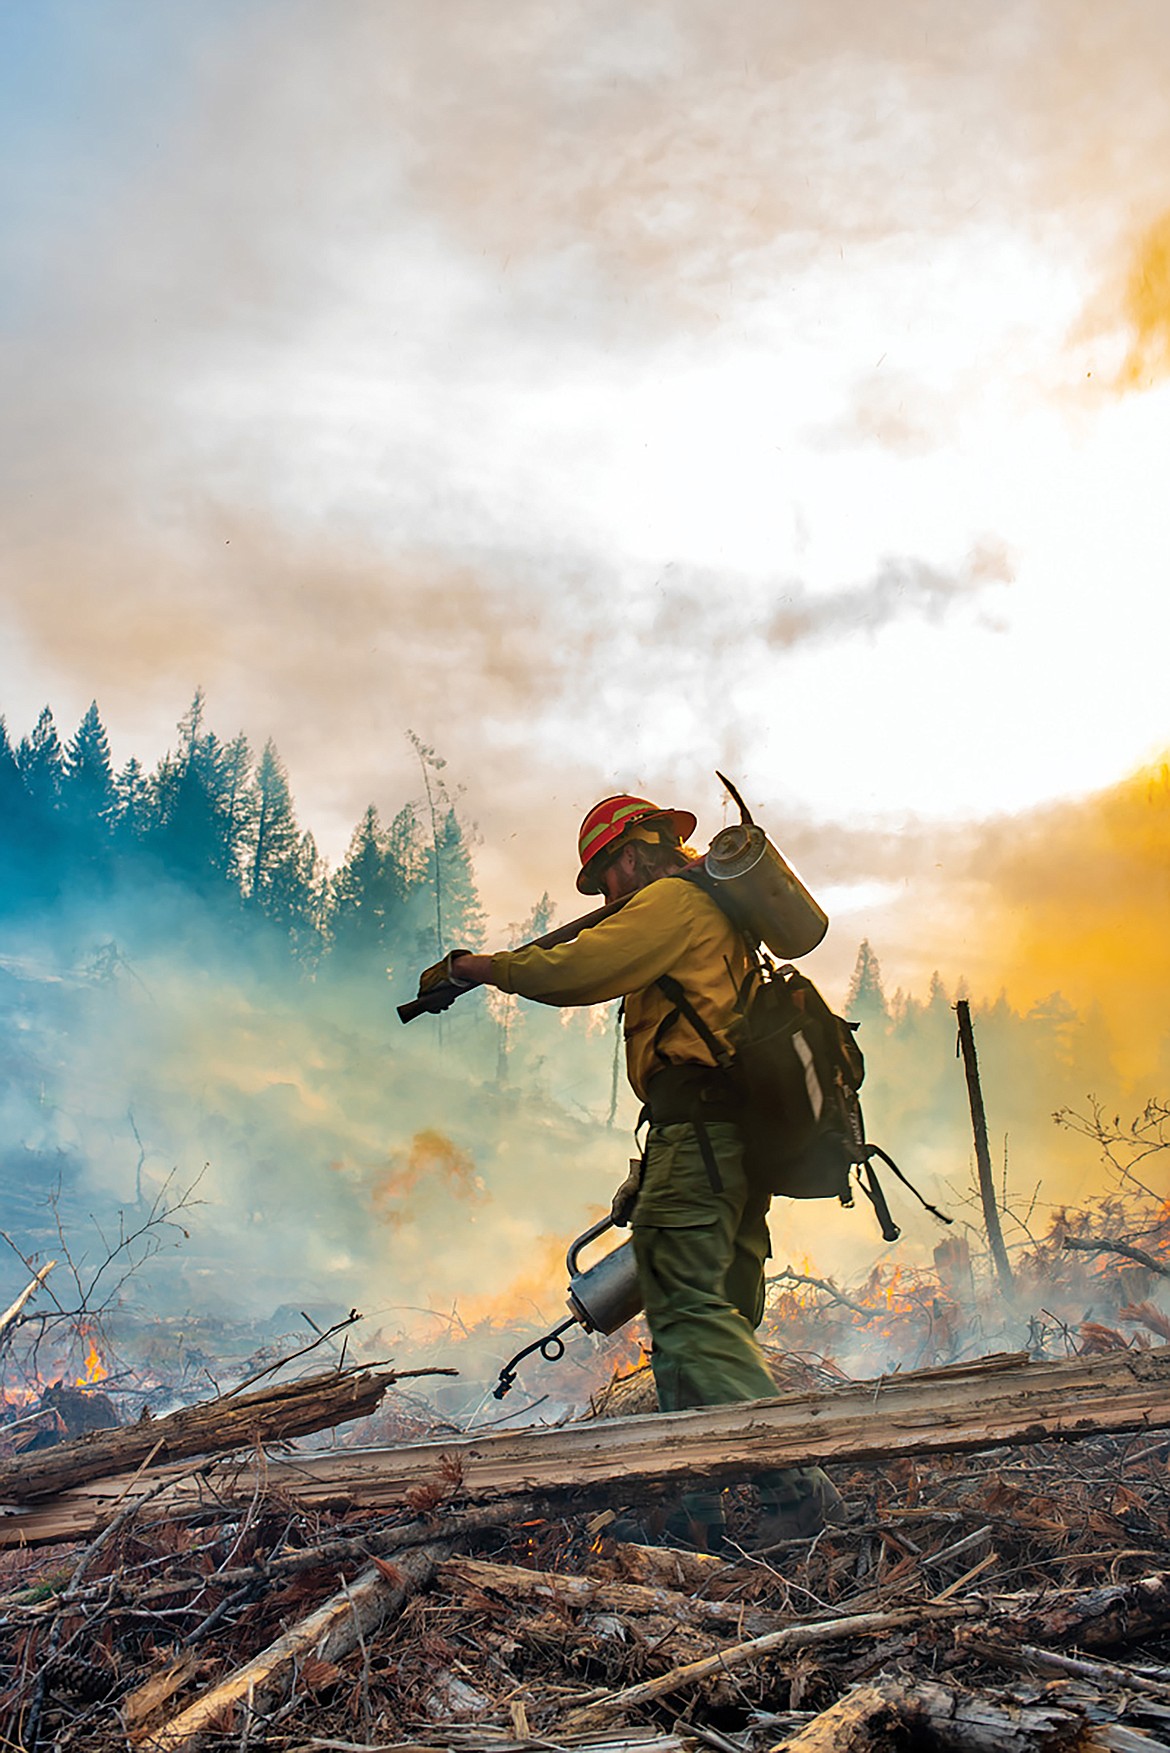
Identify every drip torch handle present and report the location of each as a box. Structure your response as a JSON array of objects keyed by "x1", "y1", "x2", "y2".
[
  {"x1": 397, "y1": 983, "x2": 465, "y2": 1023},
  {"x1": 565, "y1": 1214, "x2": 616, "y2": 1278}
]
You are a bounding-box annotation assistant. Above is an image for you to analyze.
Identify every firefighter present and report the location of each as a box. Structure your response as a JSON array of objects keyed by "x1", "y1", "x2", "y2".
[{"x1": 421, "y1": 794, "x2": 841, "y2": 1550}]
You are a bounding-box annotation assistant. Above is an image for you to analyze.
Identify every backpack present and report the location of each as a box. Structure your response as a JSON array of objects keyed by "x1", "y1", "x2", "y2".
[{"x1": 656, "y1": 873, "x2": 949, "y2": 1241}]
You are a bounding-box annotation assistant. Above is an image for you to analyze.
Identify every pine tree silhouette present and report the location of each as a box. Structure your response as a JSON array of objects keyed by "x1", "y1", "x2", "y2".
[{"x1": 62, "y1": 702, "x2": 117, "y2": 842}]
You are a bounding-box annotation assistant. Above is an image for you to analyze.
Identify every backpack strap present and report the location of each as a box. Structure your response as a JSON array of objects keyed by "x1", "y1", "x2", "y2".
[
  {"x1": 863, "y1": 1144, "x2": 953, "y2": 1226},
  {"x1": 653, "y1": 972, "x2": 734, "y2": 1071},
  {"x1": 856, "y1": 1158, "x2": 901, "y2": 1242}
]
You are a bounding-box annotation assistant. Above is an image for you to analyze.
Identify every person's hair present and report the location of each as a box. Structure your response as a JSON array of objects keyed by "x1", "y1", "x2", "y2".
[{"x1": 626, "y1": 834, "x2": 689, "y2": 886}]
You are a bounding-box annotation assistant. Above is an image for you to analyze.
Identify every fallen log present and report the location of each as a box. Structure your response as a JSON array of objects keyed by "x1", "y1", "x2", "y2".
[
  {"x1": 992, "y1": 1569, "x2": 1170, "y2": 1652},
  {"x1": 0, "y1": 1365, "x2": 450, "y2": 1503},
  {"x1": 6, "y1": 1347, "x2": 1170, "y2": 1547},
  {"x1": 441, "y1": 1554, "x2": 782, "y2": 1635},
  {"x1": 961, "y1": 1633, "x2": 1170, "y2": 1706},
  {"x1": 139, "y1": 1539, "x2": 452, "y2": 1752},
  {"x1": 769, "y1": 1677, "x2": 1167, "y2": 1751}
]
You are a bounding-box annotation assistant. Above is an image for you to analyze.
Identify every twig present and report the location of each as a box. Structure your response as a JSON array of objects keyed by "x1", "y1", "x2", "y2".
[
  {"x1": 557, "y1": 1605, "x2": 972, "y2": 1731},
  {"x1": 764, "y1": 1268, "x2": 872, "y2": 1317},
  {"x1": 1062, "y1": 1235, "x2": 1170, "y2": 1278}
]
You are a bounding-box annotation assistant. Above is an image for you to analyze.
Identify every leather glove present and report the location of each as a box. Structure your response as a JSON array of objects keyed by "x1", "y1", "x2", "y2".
[
  {"x1": 610, "y1": 1159, "x2": 643, "y2": 1227},
  {"x1": 416, "y1": 950, "x2": 475, "y2": 1006}
]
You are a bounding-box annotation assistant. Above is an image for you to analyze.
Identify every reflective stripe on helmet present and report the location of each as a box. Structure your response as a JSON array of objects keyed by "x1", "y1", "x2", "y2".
[
  {"x1": 578, "y1": 797, "x2": 659, "y2": 862},
  {"x1": 575, "y1": 794, "x2": 698, "y2": 894}
]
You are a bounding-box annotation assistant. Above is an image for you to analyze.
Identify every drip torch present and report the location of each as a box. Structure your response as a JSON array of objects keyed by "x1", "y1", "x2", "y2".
[{"x1": 493, "y1": 1214, "x2": 643, "y2": 1399}]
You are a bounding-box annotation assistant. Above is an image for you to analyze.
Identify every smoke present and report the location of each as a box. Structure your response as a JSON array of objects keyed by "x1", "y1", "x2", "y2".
[
  {"x1": 1117, "y1": 210, "x2": 1170, "y2": 388},
  {"x1": 762, "y1": 543, "x2": 1013, "y2": 650}
]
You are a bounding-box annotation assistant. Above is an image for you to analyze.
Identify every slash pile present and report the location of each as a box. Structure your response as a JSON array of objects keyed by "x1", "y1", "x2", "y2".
[{"x1": 1, "y1": 1350, "x2": 1170, "y2": 1751}]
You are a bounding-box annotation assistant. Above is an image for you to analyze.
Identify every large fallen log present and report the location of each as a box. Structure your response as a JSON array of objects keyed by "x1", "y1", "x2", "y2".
[
  {"x1": 770, "y1": 1677, "x2": 1166, "y2": 1752},
  {"x1": 0, "y1": 1365, "x2": 449, "y2": 1503},
  {"x1": 5, "y1": 1347, "x2": 1169, "y2": 1548}
]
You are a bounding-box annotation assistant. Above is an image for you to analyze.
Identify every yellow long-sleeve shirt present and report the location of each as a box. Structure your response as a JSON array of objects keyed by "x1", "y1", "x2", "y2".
[{"x1": 491, "y1": 877, "x2": 750, "y2": 1101}]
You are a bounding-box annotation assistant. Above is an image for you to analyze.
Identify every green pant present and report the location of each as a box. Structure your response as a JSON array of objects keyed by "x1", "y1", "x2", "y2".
[
  {"x1": 631, "y1": 1119, "x2": 816, "y2": 1531},
  {"x1": 632, "y1": 1120, "x2": 777, "y2": 1410}
]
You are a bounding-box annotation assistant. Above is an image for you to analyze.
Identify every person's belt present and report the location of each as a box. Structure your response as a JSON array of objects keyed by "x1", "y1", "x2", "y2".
[{"x1": 644, "y1": 1061, "x2": 742, "y2": 1127}]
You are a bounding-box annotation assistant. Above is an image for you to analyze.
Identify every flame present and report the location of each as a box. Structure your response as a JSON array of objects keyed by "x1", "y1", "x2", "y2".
[
  {"x1": 75, "y1": 1340, "x2": 109, "y2": 1387},
  {"x1": 455, "y1": 1234, "x2": 567, "y2": 1327}
]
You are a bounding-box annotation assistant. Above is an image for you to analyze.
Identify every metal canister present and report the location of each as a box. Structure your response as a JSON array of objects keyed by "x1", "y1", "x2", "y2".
[
  {"x1": 565, "y1": 1216, "x2": 643, "y2": 1335},
  {"x1": 704, "y1": 824, "x2": 828, "y2": 958}
]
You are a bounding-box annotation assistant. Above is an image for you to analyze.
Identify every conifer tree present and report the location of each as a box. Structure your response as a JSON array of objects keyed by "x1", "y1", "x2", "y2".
[
  {"x1": 435, "y1": 806, "x2": 484, "y2": 950},
  {"x1": 0, "y1": 717, "x2": 37, "y2": 908},
  {"x1": 148, "y1": 691, "x2": 252, "y2": 895},
  {"x1": 247, "y1": 740, "x2": 301, "y2": 898},
  {"x1": 329, "y1": 805, "x2": 401, "y2": 969},
  {"x1": 16, "y1": 706, "x2": 64, "y2": 816},
  {"x1": 114, "y1": 757, "x2": 151, "y2": 845},
  {"x1": 246, "y1": 740, "x2": 320, "y2": 953},
  {"x1": 62, "y1": 701, "x2": 117, "y2": 839},
  {"x1": 846, "y1": 938, "x2": 889, "y2": 1026}
]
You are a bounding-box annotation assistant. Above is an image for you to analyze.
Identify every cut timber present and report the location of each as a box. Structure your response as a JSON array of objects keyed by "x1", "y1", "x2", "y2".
[
  {"x1": 6, "y1": 1347, "x2": 1170, "y2": 1548},
  {"x1": 141, "y1": 1539, "x2": 450, "y2": 1752},
  {"x1": 0, "y1": 1366, "x2": 433, "y2": 1503}
]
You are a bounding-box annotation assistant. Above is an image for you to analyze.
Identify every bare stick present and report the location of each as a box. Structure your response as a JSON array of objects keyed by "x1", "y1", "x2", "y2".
[
  {"x1": 1062, "y1": 1236, "x2": 1170, "y2": 1279},
  {"x1": 557, "y1": 1606, "x2": 971, "y2": 1732},
  {"x1": 955, "y1": 1000, "x2": 1014, "y2": 1296},
  {"x1": 765, "y1": 1268, "x2": 871, "y2": 1317},
  {"x1": 143, "y1": 1540, "x2": 452, "y2": 1752}
]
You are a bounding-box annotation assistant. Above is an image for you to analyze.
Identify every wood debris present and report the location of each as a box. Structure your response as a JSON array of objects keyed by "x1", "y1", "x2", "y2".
[
  {"x1": 0, "y1": 1348, "x2": 1168, "y2": 1751},
  {"x1": 6, "y1": 1346, "x2": 1170, "y2": 1548}
]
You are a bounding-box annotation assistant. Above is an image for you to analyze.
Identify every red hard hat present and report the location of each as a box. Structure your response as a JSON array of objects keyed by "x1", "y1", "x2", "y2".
[{"x1": 576, "y1": 794, "x2": 698, "y2": 894}]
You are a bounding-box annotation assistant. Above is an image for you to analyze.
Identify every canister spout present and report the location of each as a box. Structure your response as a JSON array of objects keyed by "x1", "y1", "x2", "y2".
[{"x1": 715, "y1": 770, "x2": 754, "y2": 827}]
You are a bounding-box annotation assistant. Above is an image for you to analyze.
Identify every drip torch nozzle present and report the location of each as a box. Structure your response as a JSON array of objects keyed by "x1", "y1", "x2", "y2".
[
  {"x1": 715, "y1": 770, "x2": 754, "y2": 826},
  {"x1": 493, "y1": 1315, "x2": 578, "y2": 1399}
]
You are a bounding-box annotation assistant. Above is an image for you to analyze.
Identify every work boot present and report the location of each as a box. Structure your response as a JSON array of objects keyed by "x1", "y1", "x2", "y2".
[
  {"x1": 754, "y1": 1466, "x2": 845, "y2": 1545},
  {"x1": 663, "y1": 1507, "x2": 728, "y2": 1555}
]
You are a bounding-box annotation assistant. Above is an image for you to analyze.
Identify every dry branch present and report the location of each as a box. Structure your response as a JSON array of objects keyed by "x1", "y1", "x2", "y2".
[
  {"x1": 0, "y1": 1365, "x2": 444, "y2": 1503},
  {"x1": 961, "y1": 1633, "x2": 1170, "y2": 1706},
  {"x1": 0, "y1": 1260, "x2": 56, "y2": 1348},
  {"x1": 556, "y1": 1605, "x2": 972, "y2": 1734},
  {"x1": 441, "y1": 1554, "x2": 782, "y2": 1635},
  {"x1": 141, "y1": 1539, "x2": 452, "y2": 1752},
  {"x1": 1062, "y1": 1236, "x2": 1170, "y2": 1279}
]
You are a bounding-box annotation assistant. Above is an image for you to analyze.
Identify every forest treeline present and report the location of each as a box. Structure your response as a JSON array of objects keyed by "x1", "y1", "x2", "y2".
[
  {"x1": 0, "y1": 693, "x2": 1127, "y2": 1149},
  {"x1": 0, "y1": 693, "x2": 486, "y2": 981},
  {"x1": 0, "y1": 695, "x2": 1140, "y2": 1312}
]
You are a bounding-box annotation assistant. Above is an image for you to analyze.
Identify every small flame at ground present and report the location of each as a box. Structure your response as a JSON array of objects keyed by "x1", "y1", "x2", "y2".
[{"x1": 74, "y1": 1340, "x2": 108, "y2": 1387}]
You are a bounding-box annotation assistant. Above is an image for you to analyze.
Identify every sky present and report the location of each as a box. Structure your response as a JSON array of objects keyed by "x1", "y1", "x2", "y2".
[{"x1": 2, "y1": 0, "x2": 1169, "y2": 1010}]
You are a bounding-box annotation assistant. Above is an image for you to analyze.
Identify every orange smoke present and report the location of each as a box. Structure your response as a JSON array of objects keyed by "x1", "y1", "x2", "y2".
[
  {"x1": 1118, "y1": 211, "x2": 1170, "y2": 388},
  {"x1": 978, "y1": 759, "x2": 1170, "y2": 1082},
  {"x1": 363, "y1": 1129, "x2": 486, "y2": 1231}
]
